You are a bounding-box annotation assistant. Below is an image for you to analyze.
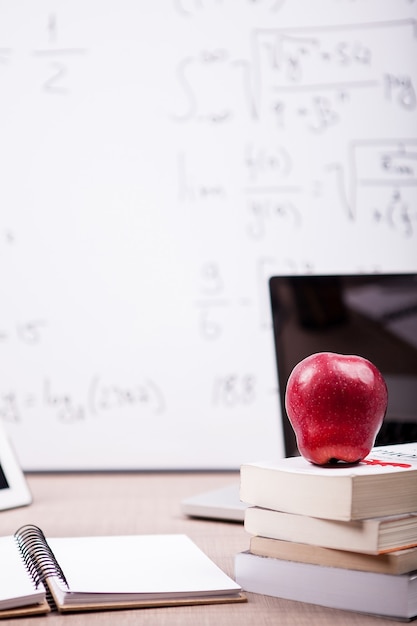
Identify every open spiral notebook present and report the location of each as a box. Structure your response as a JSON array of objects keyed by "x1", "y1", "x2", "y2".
[{"x1": 0, "y1": 525, "x2": 245, "y2": 618}]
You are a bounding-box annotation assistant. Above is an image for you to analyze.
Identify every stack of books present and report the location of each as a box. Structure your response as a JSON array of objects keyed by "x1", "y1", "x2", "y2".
[{"x1": 235, "y1": 442, "x2": 417, "y2": 621}]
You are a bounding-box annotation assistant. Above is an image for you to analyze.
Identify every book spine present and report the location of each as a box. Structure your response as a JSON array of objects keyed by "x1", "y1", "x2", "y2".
[{"x1": 14, "y1": 524, "x2": 68, "y2": 591}]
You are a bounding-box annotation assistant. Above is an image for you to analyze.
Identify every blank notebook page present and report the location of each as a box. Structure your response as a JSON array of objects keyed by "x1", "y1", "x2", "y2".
[
  {"x1": 0, "y1": 537, "x2": 45, "y2": 607},
  {"x1": 47, "y1": 534, "x2": 240, "y2": 596}
]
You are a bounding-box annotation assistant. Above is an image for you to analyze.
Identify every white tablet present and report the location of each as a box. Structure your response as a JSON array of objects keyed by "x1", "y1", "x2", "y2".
[
  {"x1": 0, "y1": 423, "x2": 32, "y2": 510},
  {"x1": 181, "y1": 483, "x2": 247, "y2": 522}
]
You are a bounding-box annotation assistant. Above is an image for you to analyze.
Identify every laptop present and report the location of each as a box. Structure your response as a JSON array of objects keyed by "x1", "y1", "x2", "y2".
[{"x1": 181, "y1": 272, "x2": 417, "y2": 521}]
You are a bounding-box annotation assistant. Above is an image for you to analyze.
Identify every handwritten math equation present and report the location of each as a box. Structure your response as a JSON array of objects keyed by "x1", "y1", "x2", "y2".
[
  {"x1": 178, "y1": 137, "x2": 417, "y2": 239},
  {"x1": 0, "y1": 320, "x2": 47, "y2": 346},
  {"x1": 349, "y1": 139, "x2": 417, "y2": 237},
  {"x1": 0, "y1": 370, "x2": 259, "y2": 425},
  {"x1": 194, "y1": 261, "x2": 253, "y2": 340},
  {"x1": 171, "y1": 18, "x2": 416, "y2": 127},
  {"x1": 0, "y1": 376, "x2": 165, "y2": 425},
  {"x1": 0, "y1": 13, "x2": 87, "y2": 94}
]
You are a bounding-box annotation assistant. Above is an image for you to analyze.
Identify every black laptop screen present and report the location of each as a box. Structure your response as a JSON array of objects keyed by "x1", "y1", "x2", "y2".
[{"x1": 269, "y1": 273, "x2": 417, "y2": 457}]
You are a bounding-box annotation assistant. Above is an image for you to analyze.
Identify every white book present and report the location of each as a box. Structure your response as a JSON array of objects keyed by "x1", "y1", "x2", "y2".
[
  {"x1": 240, "y1": 443, "x2": 417, "y2": 521},
  {"x1": 244, "y1": 506, "x2": 417, "y2": 554},
  {"x1": 0, "y1": 525, "x2": 244, "y2": 616},
  {"x1": 235, "y1": 551, "x2": 417, "y2": 620}
]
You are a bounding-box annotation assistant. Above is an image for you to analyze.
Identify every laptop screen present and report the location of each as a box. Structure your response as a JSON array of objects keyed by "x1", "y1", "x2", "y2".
[{"x1": 269, "y1": 273, "x2": 417, "y2": 457}]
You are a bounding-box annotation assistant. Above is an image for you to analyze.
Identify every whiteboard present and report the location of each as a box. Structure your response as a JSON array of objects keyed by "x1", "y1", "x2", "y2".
[{"x1": 0, "y1": 0, "x2": 416, "y2": 470}]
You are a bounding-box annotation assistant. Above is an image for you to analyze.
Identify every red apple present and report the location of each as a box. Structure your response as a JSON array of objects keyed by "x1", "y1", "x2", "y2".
[{"x1": 285, "y1": 352, "x2": 388, "y2": 465}]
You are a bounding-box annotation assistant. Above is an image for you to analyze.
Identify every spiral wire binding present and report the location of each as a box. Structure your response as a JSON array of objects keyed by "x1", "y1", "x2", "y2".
[{"x1": 14, "y1": 524, "x2": 69, "y2": 610}]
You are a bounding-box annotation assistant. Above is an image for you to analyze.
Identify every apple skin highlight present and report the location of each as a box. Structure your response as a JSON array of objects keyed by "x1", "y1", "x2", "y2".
[{"x1": 285, "y1": 352, "x2": 388, "y2": 466}]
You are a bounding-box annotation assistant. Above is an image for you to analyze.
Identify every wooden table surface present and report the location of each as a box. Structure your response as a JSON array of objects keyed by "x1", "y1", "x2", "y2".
[{"x1": 0, "y1": 472, "x2": 405, "y2": 625}]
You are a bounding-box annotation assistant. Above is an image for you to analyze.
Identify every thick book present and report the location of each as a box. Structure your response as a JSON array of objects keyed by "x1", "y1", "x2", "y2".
[
  {"x1": 249, "y1": 536, "x2": 417, "y2": 575},
  {"x1": 234, "y1": 550, "x2": 417, "y2": 620},
  {"x1": 0, "y1": 525, "x2": 245, "y2": 617},
  {"x1": 244, "y1": 506, "x2": 417, "y2": 554},
  {"x1": 240, "y1": 443, "x2": 417, "y2": 521}
]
